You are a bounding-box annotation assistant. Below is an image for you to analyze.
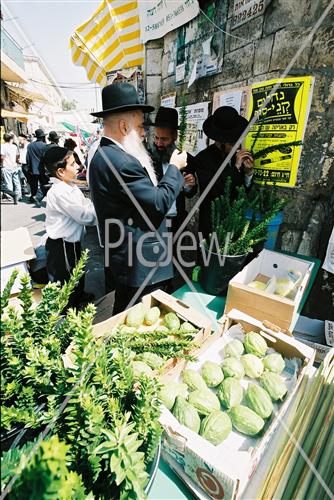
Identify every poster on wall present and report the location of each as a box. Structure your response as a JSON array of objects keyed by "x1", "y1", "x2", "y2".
[
  {"x1": 139, "y1": 0, "x2": 200, "y2": 43},
  {"x1": 231, "y1": 0, "x2": 269, "y2": 29},
  {"x1": 212, "y1": 86, "x2": 251, "y2": 116},
  {"x1": 245, "y1": 76, "x2": 314, "y2": 187},
  {"x1": 176, "y1": 101, "x2": 209, "y2": 155},
  {"x1": 161, "y1": 93, "x2": 176, "y2": 108},
  {"x1": 106, "y1": 68, "x2": 145, "y2": 103},
  {"x1": 212, "y1": 77, "x2": 314, "y2": 187}
]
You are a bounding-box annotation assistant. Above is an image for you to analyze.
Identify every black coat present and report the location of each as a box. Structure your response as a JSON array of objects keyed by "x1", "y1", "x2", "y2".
[
  {"x1": 152, "y1": 151, "x2": 198, "y2": 232},
  {"x1": 26, "y1": 140, "x2": 47, "y2": 175},
  {"x1": 195, "y1": 144, "x2": 252, "y2": 238},
  {"x1": 89, "y1": 137, "x2": 184, "y2": 287}
]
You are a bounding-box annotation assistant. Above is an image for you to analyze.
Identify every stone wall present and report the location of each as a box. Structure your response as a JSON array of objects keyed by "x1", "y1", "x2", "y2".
[{"x1": 144, "y1": 0, "x2": 334, "y2": 260}]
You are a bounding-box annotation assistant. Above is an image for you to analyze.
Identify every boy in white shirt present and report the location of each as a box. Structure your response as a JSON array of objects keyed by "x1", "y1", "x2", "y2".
[
  {"x1": 0, "y1": 133, "x2": 21, "y2": 203},
  {"x1": 44, "y1": 146, "x2": 97, "y2": 308}
]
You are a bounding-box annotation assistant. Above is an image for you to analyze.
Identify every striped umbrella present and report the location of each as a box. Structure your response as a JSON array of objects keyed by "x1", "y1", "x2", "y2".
[{"x1": 69, "y1": 0, "x2": 144, "y2": 86}]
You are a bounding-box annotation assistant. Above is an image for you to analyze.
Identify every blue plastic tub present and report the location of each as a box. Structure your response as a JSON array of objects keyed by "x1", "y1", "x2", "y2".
[
  {"x1": 246, "y1": 210, "x2": 284, "y2": 250},
  {"x1": 264, "y1": 211, "x2": 284, "y2": 250}
]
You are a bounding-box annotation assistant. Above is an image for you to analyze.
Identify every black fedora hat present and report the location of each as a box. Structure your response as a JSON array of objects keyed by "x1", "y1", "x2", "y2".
[
  {"x1": 91, "y1": 82, "x2": 154, "y2": 117},
  {"x1": 34, "y1": 128, "x2": 45, "y2": 139},
  {"x1": 152, "y1": 107, "x2": 179, "y2": 130},
  {"x1": 48, "y1": 131, "x2": 60, "y2": 141},
  {"x1": 203, "y1": 106, "x2": 248, "y2": 143}
]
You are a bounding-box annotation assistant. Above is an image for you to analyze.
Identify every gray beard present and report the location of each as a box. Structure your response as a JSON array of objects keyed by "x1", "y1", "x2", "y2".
[{"x1": 151, "y1": 143, "x2": 176, "y2": 164}]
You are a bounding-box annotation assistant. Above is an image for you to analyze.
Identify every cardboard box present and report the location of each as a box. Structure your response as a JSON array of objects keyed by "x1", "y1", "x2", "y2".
[
  {"x1": 224, "y1": 249, "x2": 314, "y2": 332},
  {"x1": 1, "y1": 227, "x2": 36, "y2": 294},
  {"x1": 293, "y1": 315, "x2": 332, "y2": 363},
  {"x1": 160, "y1": 309, "x2": 315, "y2": 500},
  {"x1": 65, "y1": 289, "x2": 213, "y2": 377}
]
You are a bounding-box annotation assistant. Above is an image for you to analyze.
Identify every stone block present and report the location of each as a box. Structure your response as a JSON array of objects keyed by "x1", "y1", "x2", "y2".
[
  {"x1": 310, "y1": 73, "x2": 331, "y2": 113},
  {"x1": 263, "y1": 0, "x2": 319, "y2": 35},
  {"x1": 298, "y1": 201, "x2": 327, "y2": 256},
  {"x1": 253, "y1": 35, "x2": 274, "y2": 75},
  {"x1": 164, "y1": 31, "x2": 177, "y2": 54},
  {"x1": 225, "y1": 16, "x2": 264, "y2": 53},
  {"x1": 145, "y1": 39, "x2": 164, "y2": 49},
  {"x1": 270, "y1": 29, "x2": 312, "y2": 71},
  {"x1": 146, "y1": 93, "x2": 161, "y2": 110},
  {"x1": 311, "y1": 26, "x2": 334, "y2": 67},
  {"x1": 146, "y1": 48, "x2": 163, "y2": 75},
  {"x1": 161, "y1": 53, "x2": 169, "y2": 79},
  {"x1": 221, "y1": 43, "x2": 255, "y2": 84},
  {"x1": 281, "y1": 230, "x2": 302, "y2": 252},
  {"x1": 161, "y1": 75, "x2": 176, "y2": 94},
  {"x1": 146, "y1": 75, "x2": 161, "y2": 94}
]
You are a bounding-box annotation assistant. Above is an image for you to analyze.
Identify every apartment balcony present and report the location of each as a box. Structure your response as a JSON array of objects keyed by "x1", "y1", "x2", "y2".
[{"x1": 1, "y1": 28, "x2": 27, "y2": 83}]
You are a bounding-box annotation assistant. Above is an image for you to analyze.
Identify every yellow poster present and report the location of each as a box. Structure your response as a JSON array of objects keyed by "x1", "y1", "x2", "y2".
[{"x1": 245, "y1": 76, "x2": 314, "y2": 187}]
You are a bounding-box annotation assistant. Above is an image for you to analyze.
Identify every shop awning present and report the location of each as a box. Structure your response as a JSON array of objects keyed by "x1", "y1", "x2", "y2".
[
  {"x1": 60, "y1": 121, "x2": 91, "y2": 138},
  {"x1": 1, "y1": 109, "x2": 30, "y2": 122},
  {"x1": 69, "y1": 0, "x2": 144, "y2": 86},
  {"x1": 6, "y1": 84, "x2": 48, "y2": 103}
]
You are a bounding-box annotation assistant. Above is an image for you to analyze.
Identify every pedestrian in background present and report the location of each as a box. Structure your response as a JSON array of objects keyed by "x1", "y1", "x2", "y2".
[
  {"x1": 18, "y1": 133, "x2": 30, "y2": 195},
  {"x1": 26, "y1": 128, "x2": 48, "y2": 205},
  {"x1": 0, "y1": 133, "x2": 21, "y2": 204}
]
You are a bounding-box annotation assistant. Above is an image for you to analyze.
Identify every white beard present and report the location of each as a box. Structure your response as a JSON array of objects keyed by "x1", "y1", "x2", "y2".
[{"x1": 123, "y1": 129, "x2": 158, "y2": 186}]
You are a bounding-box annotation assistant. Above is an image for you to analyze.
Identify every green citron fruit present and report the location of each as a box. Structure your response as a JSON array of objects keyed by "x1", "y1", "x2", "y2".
[
  {"x1": 132, "y1": 361, "x2": 153, "y2": 378},
  {"x1": 179, "y1": 322, "x2": 197, "y2": 333},
  {"x1": 182, "y1": 369, "x2": 207, "y2": 391},
  {"x1": 200, "y1": 411, "x2": 232, "y2": 445},
  {"x1": 244, "y1": 331, "x2": 268, "y2": 357},
  {"x1": 144, "y1": 306, "x2": 161, "y2": 326},
  {"x1": 224, "y1": 339, "x2": 244, "y2": 358},
  {"x1": 188, "y1": 389, "x2": 220, "y2": 416},
  {"x1": 125, "y1": 303, "x2": 145, "y2": 328},
  {"x1": 218, "y1": 378, "x2": 243, "y2": 409},
  {"x1": 136, "y1": 352, "x2": 164, "y2": 369},
  {"x1": 159, "y1": 382, "x2": 188, "y2": 410},
  {"x1": 241, "y1": 354, "x2": 264, "y2": 379},
  {"x1": 201, "y1": 361, "x2": 224, "y2": 388},
  {"x1": 164, "y1": 312, "x2": 181, "y2": 330},
  {"x1": 222, "y1": 357, "x2": 245, "y2": 379},
  {"x1": 260, "y1": 372, "x2": 288, "y2": 401},
  {"x1": 173, "y1": 396, "x2": 201, "y2": 433},
  {"x1": 155, "y1": 325, "x2": 169, "y2": 334},
  {"x1": 263, "y1": 353, "x2": 285, "y2": 374},
  {"x1": 229, "y1": 405, "x2": 265, "y2": 436},
  {"x1": 245, "y1": 384, "x2": 273, "y2": 419}
]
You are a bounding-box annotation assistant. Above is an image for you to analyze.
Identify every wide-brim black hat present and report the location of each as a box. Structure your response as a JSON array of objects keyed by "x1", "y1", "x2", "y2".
[
  {"x1": 203, "y1": 106, "x2": 248, "y2": 143},
  {"x1": 48, "y1": 131, "x2": 60, "y2": 141},
  {"x1": 91, "y1": 82, "x2": 154, "y2": 117},
  {"x1": 34, "y1": 128, "x2": 46, "y2": 138},
  {"x1": 151, "y1": 106, "x2": 179, "y2": 129}
]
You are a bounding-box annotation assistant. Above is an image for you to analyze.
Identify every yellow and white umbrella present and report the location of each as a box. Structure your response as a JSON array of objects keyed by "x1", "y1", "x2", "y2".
[{"x1": 69, "y1": 0, "x2": 144, "y2": 87}]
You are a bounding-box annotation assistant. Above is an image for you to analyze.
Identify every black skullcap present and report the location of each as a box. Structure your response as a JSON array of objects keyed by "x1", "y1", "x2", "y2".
[{"x1": 44, "y1": 146, "x2": 69, "y2": 166}]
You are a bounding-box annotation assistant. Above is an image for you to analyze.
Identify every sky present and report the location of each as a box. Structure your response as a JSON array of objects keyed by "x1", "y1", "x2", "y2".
[{"x1": 2, "y1": 0, "x2": 103, "y2": 111}]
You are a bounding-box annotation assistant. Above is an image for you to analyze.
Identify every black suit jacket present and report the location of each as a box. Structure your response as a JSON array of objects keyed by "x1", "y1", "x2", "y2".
[
  {"x1": 152, "y1": 151, "x2": 198, "y2": 232},
  {"x1": 195, "y1": 144, "x2": 252, "y2": 238},
  {"x1": 89, "y1": 137, "x2": 184, "y2": 287}
]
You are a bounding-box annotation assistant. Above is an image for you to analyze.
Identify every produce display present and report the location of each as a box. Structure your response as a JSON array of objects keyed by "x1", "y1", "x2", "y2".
[
  {"x1": 1, "y1": 258, "x2": 173, "y2": 499},
  {"x1": 248, "y1": 269, "x2": 303, "y2": 299},
  {"x1": 168, "y1": 329, "x2": 295, "y2": 447}
]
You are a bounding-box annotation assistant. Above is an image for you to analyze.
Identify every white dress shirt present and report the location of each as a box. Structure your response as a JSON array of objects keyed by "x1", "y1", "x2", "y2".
[
  {"x1": 46, "y1": 178, "x2": 97, "y2": 242},
  {"x1": 1, "y1": 143, "x2": 18, "y2": 169}
]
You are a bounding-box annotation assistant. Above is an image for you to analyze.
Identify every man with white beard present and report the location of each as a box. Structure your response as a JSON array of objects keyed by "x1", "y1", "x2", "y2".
[{"x1": 89, "y1": 83, "x2": 186, "y2": 313}]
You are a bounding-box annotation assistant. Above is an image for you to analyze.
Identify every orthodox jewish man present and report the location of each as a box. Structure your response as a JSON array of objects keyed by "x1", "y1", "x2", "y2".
[
  {"x1": 89, "y1": 83, "x2": 187, "y2": 313},
  {"x1": 195, "y1": 106, "x2": 254, "y2": 238},
  {"x1": 149, "y1": 106, "x2": 198, "y2": 236}
]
